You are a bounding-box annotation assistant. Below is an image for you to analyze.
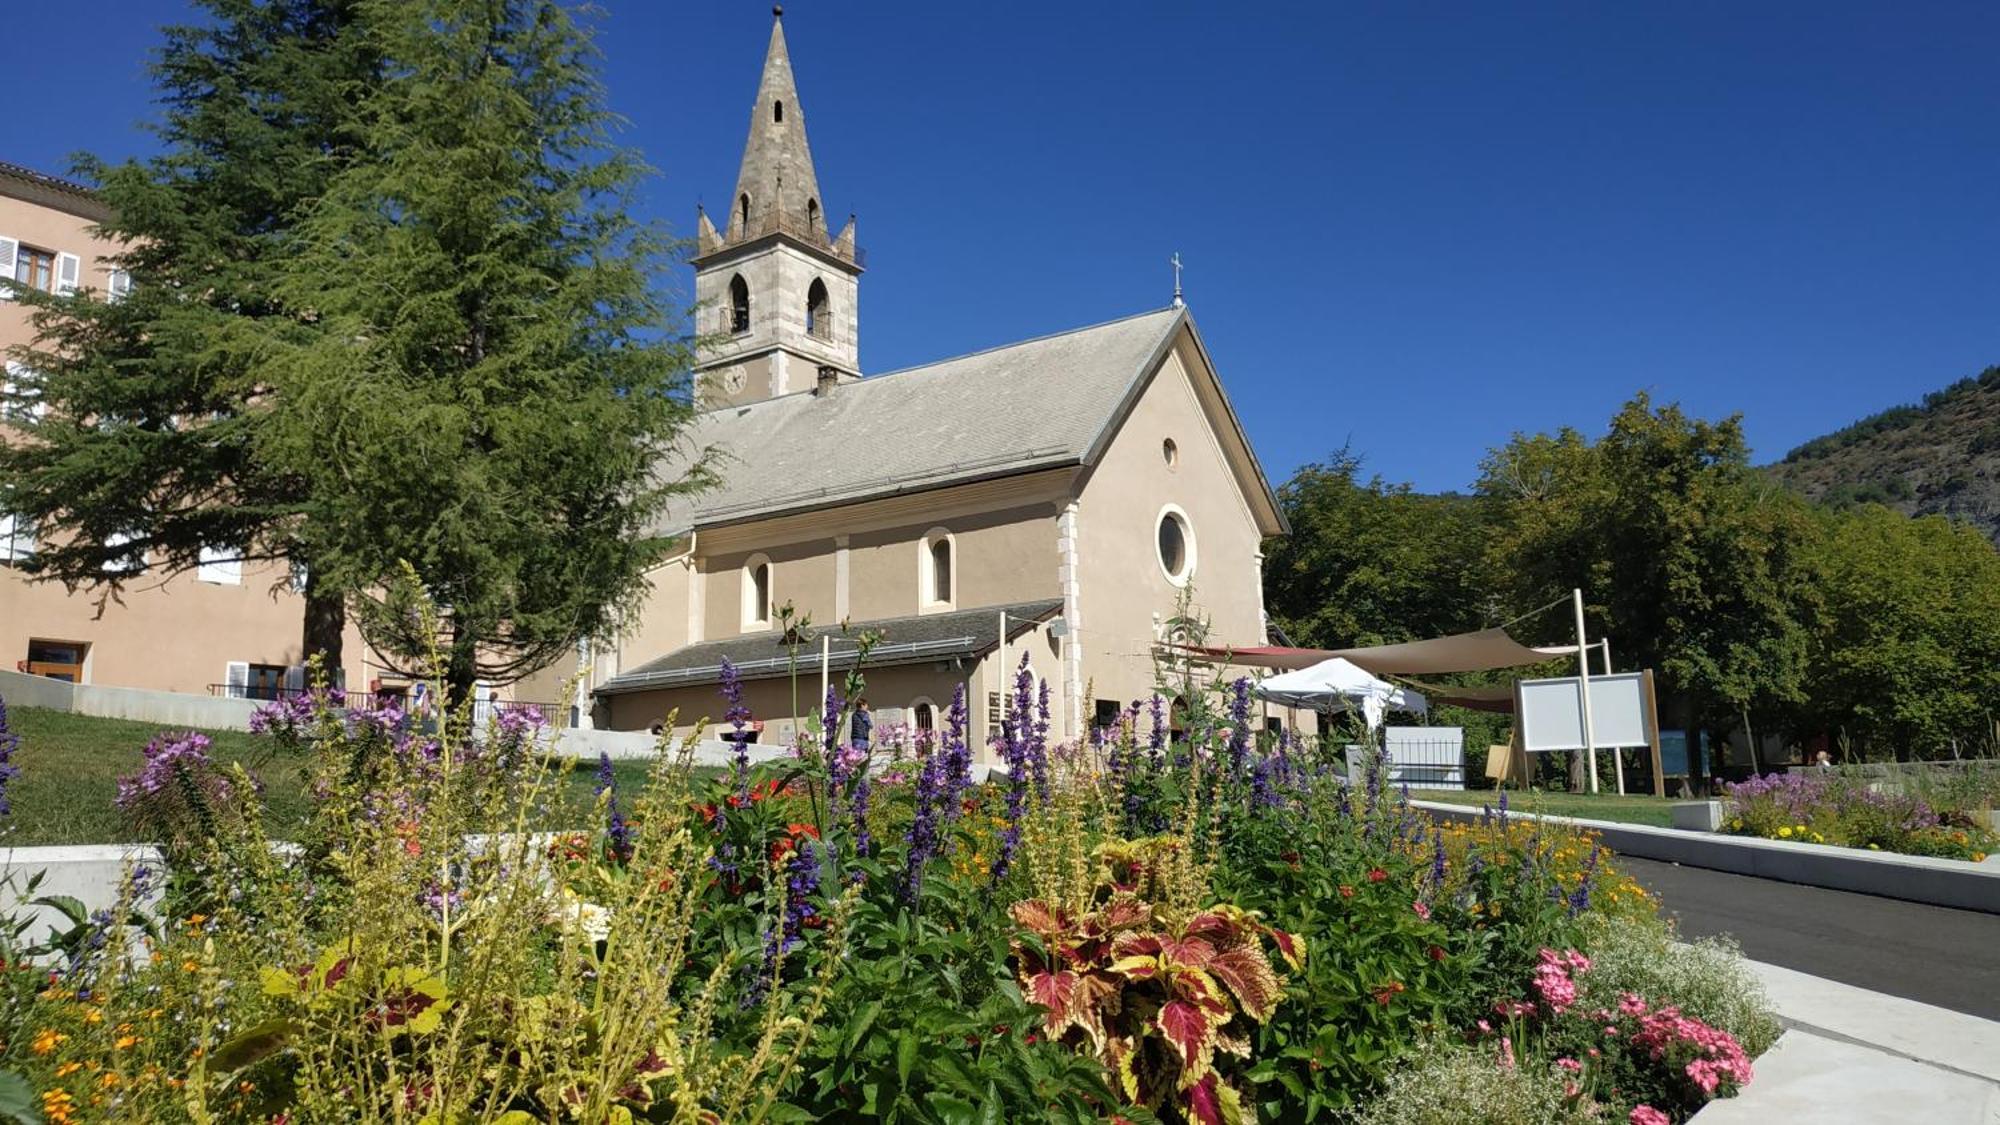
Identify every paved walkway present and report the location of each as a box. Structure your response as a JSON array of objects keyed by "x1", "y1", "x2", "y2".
[
  {"x1": 1692, "y1": 960, "x2": 2000, "y2": 1124},
  {"x1": 1618, "y1": 854, "x2": 2000, "y2": 1021}
]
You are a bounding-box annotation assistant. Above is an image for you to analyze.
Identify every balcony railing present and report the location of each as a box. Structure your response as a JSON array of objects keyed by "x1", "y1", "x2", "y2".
[
  {"x1": 710, "y1": 206, "x2": 865, "y2": 268},
  {"x1": 208, "y1": 684, "x2": 570, "y2": 728}
]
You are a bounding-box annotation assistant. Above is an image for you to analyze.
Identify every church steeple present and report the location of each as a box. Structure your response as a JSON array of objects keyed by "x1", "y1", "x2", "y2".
[
  {"x1": 692, "y1": 6, "x2": 863, "y2": 409},
  {"x1": 729, "y1": 6, "x2": 824, "y2": 239}
]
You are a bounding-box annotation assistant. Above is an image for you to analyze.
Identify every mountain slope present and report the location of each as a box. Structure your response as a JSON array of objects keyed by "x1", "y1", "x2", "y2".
[{"x1": 1769, "y1": 366, "x2": 2000, "y2": 541}]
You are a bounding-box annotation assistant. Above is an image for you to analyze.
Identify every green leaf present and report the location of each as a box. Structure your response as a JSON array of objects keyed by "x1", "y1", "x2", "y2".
[
  {"x1": 845, "y1": 1000, "x2": 883, "y2": 1057},
  {"x1": 0, "y1": 1071, "x2": 38, "y2": 1125},
  {"x1": 896, "y1": 1028, "x2": 918, "y2": 1087},
  {"x1": 210, "y1": 1018, "x2": 297, "y2": 1073}
]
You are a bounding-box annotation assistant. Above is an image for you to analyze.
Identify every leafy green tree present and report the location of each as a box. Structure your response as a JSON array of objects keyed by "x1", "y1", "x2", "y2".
[
  {"x1": 1802, "y1": 505, "x2": 2000, "y2": 758},
  {"x1": 252, "y1": 0, "x2": 711, "y2": 701},
  {"x1": 1478, "y1": 395, "x2": 1819, "y2": 781},
  {"x1": 1264, "y1": 447, "x2": 1493, "y2": 649},
  {"x1": 0, "y1": 0, "x2": 373, "y2": 669}
]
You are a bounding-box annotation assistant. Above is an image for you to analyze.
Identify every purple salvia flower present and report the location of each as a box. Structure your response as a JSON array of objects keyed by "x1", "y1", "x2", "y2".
[
  {"x1": 1568, "y1": 843, "x2": 1601, "y2": 916},
  {"x1": 597, "y1": 751, "x2": 633, "y2": 864},
  {"x1": 850, "y1": 772, "x2": 873, "y2": 861},
  {"x1": 1147, "y1": 694, "x2": 1167, "y2": 761},
  {"x1": 719, "y1": 657, "x2": 752, "y2": 799},
  {"x1": 1226, "y1": 677, "x2": 1252, "y2": 778},
  {"x1": 0, "y1": 694, "x2": 19, "y2": 816}
]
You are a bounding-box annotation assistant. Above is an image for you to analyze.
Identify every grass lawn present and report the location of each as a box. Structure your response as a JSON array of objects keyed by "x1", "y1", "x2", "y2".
[
  {"x1": 1409, "y1": 786, "x2": 1679, "y2": 828},
  {"x1": 2, "y1": 705, "x2": 661, "y2": 846}
]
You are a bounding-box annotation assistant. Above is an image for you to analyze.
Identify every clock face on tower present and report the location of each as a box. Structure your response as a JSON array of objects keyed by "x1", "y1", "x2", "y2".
[{"x1": 721, "y1": 367, "x2": 747, "y2": 395}]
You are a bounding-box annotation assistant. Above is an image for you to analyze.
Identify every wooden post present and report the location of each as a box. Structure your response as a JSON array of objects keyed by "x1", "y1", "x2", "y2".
[{"x1": 1642, "y1": 668, "x2": 1666, "y2": 799}]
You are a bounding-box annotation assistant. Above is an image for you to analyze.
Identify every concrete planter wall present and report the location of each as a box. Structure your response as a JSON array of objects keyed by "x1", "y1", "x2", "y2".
[{"x1": 1414, "y1": 800, "x2": 2000, "y2": 914}]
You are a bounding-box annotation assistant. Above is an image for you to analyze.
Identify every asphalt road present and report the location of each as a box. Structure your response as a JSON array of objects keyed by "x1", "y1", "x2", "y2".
[{"x1": 1615, "y1": 855, "x2": 2000, "y2": 1023}]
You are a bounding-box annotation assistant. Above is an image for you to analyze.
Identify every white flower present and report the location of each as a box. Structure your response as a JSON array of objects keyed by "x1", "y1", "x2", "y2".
[{"x1": 551, "y1": 894, "x2": 613, "y2": 944}]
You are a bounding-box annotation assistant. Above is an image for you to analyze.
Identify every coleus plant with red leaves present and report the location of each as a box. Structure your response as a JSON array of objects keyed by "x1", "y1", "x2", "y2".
[{"x1": 1009, "y1": 893, "x2": 1305, "y2": 1124}]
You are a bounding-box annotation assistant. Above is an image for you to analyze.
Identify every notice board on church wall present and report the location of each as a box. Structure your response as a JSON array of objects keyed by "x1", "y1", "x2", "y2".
[{"x1": 1518, "y1": 674, "x2": 1650, "y2": 752}]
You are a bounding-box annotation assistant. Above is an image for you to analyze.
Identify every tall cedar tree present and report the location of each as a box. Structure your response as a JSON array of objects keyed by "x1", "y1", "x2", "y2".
[
  {"x1": 0, "y1": 0, "x2": 373, "y2": 673},
  {"x1": 257, "y1": 0, "x2": 711, "y2": 703}
]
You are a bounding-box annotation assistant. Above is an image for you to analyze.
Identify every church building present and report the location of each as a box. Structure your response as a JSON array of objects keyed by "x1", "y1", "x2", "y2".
[{"x1": 590, "y1": 10, "x2": 1287, "y2": 754}]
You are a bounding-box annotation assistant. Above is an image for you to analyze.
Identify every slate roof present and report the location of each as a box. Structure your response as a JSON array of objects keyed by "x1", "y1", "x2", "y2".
[
  {"x1": 0, "y1": 161, "x2": 111, "y2": 221},
  {"x1": 656, "y1": 306, "x2": 1189, "y2": 532},
  {"x1": 594, "y1": 599, "x2": 1064, "y2": 696}
]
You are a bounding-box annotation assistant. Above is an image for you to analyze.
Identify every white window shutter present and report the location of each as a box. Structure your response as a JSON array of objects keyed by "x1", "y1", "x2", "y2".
[
  {"x1": 107, "y1": 269, "x2": 131, "y2": 303},
  {"x1": 283, "y1": 664, "x2": 306, "y2": 694},
  {"x1": 102, "y1": 531, "x2": 143, "y2": 574},
  {"x1": 224, "y1": 661, "x2": 250, "y2": 699},
  {"x1": 55, "y1": 253, "x2": 80, "y2": 296},
  {"x1": 198, "y1": 545, "x2": 242, "y2": 585},
  {"x1": 0, "y1": 237, "x2": 16, "y2": 300}
]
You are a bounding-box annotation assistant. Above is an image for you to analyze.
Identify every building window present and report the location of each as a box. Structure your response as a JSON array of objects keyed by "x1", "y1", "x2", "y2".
[
  {"x1": 805, "y1": 278, "x2": 830, "y2": 340},
  {"x1": 107, "y1": 269, "x2": 132, "y2": 303},
  {"x1": 198, "y1": 545, "x2": 243, "y2": 586},
  {"x1": 919, "y1": 527, "x2": 954, "y2": 610},
  {"x1": 738, "y1": 193, "x2": 752, "y2": 229},
  {"x1": 773, "y1": 99, "x2": 784, "y2": 123},
  {"x1": 0, "y1": 512, "x2": 34, "y2": 565},
  {"x1": 1094, "y1": 699, "x2": 1124, "y2": 730},
  {"x1": 1156, "y1": 505, "x2": 1195, "y2": 586},
  {"x1": 25, "y1": 639, "x2": 86, "y2": 683},
  {"x1": 13, "y1": 245, "x2": 54, "y2": 293},
  {"x1": 1162, "y1": 437, "x2": 1179, "y2": 469},
  {"x1": 102, "y1": 530, "x2": 144, "y2": 575},
  {"x1": 912, "y1": 698, "x2": 937, "y2": 733},
  {"x1": 742, "y1": 554, "x2": 773, "y2": 629},
  {"x1": 728, "y1": 274, "x2": 750, "y2": 334},
  {"x1": 2, "y1": 361, "x2": 42, "y2": 422},
  {"x1": 806, "y1": 197, "x2": 820, "y2": 230}
]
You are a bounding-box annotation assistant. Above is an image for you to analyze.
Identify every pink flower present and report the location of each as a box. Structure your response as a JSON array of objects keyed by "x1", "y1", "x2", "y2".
[
  {"x1": 1564, "y1": 1081, "x2": 1581, "y2": 1099},
  {"x1": 1412, "y1": 901, "x2": 1431, "y2": 921},
  {"x1": 1619, "y1": 991, "x2": 1649, "y2": 1017},
  {"x1": 1630, "y1": 1106, "x2": 1670, "y2": 1125},
  {"x1": 1476, "y1": 1019, "x2": 1493, "y2": 1034},
  {"x1": 1498, "y1": 1035, "x2": 1516, "y2": 1071},
  {"x1": 1556, "y1": 1057, "x2": 1583, "y2": 1072}
]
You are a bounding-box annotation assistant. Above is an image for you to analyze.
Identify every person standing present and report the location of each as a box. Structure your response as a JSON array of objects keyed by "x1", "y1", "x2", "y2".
[{"x1": 852, "y1": 697, "x2": 873, "y2": 753}]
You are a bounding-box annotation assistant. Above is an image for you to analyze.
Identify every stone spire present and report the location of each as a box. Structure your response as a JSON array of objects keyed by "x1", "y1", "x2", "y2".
[{"x1": 728, "y1": 7, "x2": 825, "y2": 238}]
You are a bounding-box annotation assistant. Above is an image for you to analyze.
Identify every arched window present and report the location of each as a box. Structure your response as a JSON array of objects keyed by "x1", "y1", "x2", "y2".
[
  {"x1": 920, "y1": 527, "x2": 955, "y2": 610},
  {"x1": 806, "y1": 197, "x2": 820, "y2": 231},
  {"x1": 805, "y1": 278, "x2": 830, "y2": 340},
  {"x1": 911, "y1": 698, "x2": 937, "y2": 733},
  {"x1": 728, "y1": 274, "x2": 750, "y2": 334},
  {"x1": 773, "y1": 100, "x2": 784, "y2": 123},
  {"x1": 742, "y1": 554, "x2": 773, "y2": 629},
  {"x1": 738, "y1": 192, "x2": 752, "y2": 229}
]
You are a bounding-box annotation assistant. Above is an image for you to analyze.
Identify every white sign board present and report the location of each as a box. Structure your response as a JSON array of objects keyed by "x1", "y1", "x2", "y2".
[{"x1": 1519, "y1": 674, "x2": 1650, "y2": 752}]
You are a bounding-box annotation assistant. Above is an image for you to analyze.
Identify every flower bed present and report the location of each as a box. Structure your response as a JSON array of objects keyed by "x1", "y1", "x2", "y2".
[
  {"x1": 0, "y1": 657, "x2": 1776, "y2": 1123},
  {"x1": 1723, "y1": 770, "x2": 1995, "y2": 861}
]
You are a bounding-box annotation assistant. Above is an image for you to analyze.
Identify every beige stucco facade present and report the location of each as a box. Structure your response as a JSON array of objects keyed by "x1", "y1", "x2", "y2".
[{"x1": 0, "y1": 170, "x2": 372, "y2": 697}]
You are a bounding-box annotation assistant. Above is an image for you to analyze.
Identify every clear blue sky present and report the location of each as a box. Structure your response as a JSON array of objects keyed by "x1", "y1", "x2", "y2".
[{"x1": 6, "y1": 2, "x2": 1997, "y2": 492}]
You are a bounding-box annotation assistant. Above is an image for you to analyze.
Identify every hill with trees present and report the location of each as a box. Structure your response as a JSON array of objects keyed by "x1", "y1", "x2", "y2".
[{"x1": 1769, "y1": 365, "x2": 2000, "y2": 541}]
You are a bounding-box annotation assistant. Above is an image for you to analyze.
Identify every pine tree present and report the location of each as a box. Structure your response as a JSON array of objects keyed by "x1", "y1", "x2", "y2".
[
  {"x1": 0, "y1": 0, "x2": 373, "y2": 671},
  {"x1": 254, "y1": 0, "x2": 712, "y2": 702}
]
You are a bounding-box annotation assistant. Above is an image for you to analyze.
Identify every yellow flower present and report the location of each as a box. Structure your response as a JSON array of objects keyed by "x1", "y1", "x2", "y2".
[
  {"x1": 180, "y1": 960, "x2": 201, "y2": 974},
  {"x1": 31, "y1": 1029, "x2": 68, "y2": 1055},
  {"x1": 114, "y1": 1035, "x2": 139, "y2": 1051},
  {"x1": 82, "y1": 1009, "x2": 102, "y2": 1026},
  {"x1": 54, "y1": 1062, "x2": 82, "y2": 1078},
  {"x1": 96, "y1": 1073, "x2": 119, "y2": 1090},
  {"x1": 1777, "y1": 827, "x2": 1793, "y2": 839},
  {"x1": 1867, "y1": 843, "x2": 1880, "y2": 850}
]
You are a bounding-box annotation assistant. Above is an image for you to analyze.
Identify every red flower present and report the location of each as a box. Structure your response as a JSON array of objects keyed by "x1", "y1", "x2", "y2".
[
  {"x1": 1367, "y1": 868, "x2": 1388, "y2": 883},
  {"x1": 1372, "y1": 981, "x2": 1406, "y2": 1006},
  {"x1": 787, "y1": 822, "x2": 821, "y2": 840},
  {"x1": 1428, "y1": 945, "x2": 1447, "y2": 962},
  {"x1": 1338, "y1": 885, "x2": 1356, "y2": 899}
]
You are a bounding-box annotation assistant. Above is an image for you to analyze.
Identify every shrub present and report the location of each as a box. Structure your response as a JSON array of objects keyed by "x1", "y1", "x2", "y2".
[
  {"x1": 1352, "y1": 1036, "x2": 1596, "y2": 1125},
  {"x1": 1572, "y1": 914, "x2": 1780, "y2": 1056}
]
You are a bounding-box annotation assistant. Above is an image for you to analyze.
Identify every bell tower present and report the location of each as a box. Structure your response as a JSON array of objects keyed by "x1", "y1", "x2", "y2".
[{"x1": 694, "y1": 6, "x2": 862, "y2": 408}]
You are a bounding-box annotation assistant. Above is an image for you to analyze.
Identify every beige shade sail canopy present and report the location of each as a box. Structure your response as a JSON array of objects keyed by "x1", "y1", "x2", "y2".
[{"x1": 1175, "y1": 628, "x2": 1572, "y2": 677}]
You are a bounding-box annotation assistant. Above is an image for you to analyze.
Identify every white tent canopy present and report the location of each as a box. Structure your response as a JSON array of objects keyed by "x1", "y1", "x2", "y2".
[{"x1": 1252, "y1": 657, "x2": 1427, "y2": 731}]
